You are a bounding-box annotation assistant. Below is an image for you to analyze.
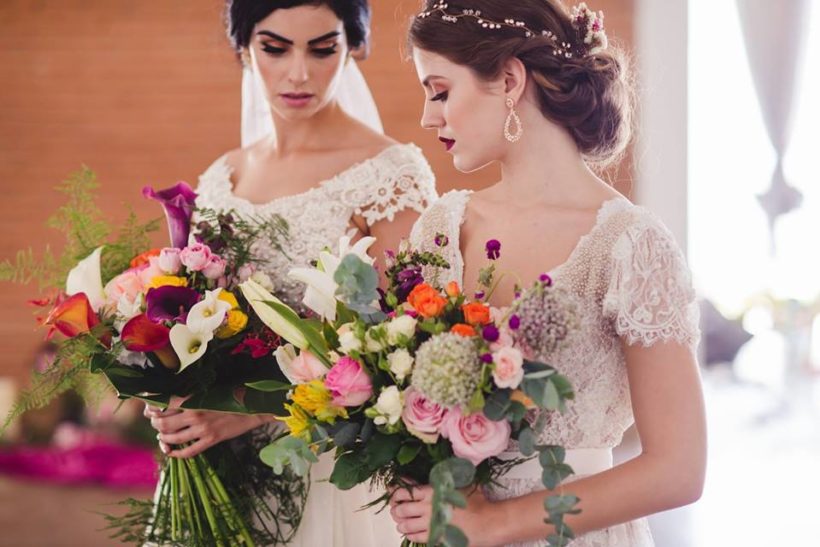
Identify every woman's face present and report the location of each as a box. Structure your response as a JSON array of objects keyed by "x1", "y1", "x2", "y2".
[
  {"x1": 413, "y1": 48, "x2": 509, "y2": 173},
  {"x1": 248, "y1": 5, "x2": 349, "y2": 121}
]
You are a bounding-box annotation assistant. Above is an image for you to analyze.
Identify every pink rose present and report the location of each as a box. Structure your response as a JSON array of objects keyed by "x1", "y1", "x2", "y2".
[
  {"x1": 104, "y1": 269, "x2": 145, "y2": 310},
  {"x1": 180, "y1": 243, "x2": 212, "y2": 272},
  {"x1": 202, "y1": 255, "x2": 227, "y2": 280},
  {"x1": 441, "y1": 407, "x2": 511, "y2": 466},
  {"x1": 491, "y1": 346, "x2": 524, "y2": 389},
  {"x1": 401, "y1": 387, "x2": 448, "y2": 444},
  {"x1": 158, "y1": 248, "x2": 182, "y2": 274},
  {"x1": 136, "y1": 256, "x2": 166, "y2": 286},
  {"x1": 324, "y1": 356, "x2": 373, "y2": 407}
]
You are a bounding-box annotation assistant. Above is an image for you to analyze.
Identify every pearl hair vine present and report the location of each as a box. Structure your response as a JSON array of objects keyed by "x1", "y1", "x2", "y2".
[{"x1": 416, "y1": 1, "x2": 608, "y2": 59}]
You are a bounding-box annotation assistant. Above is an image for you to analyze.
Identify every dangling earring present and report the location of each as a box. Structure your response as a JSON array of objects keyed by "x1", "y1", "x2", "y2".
[{"x1": 504, "y1": 97, "x2": 523, "y2": 143}]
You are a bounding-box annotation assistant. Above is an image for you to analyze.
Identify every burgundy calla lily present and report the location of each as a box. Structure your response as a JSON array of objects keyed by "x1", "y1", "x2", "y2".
[
  {"x1": 121, "y1": 313, "x2": 171, "y2": 352},
  {"x1": 143, "y1": 182, "x2": 198, "y2": 249},
  {"x1": 145, "y1": 286, "x2": 200, "y2": 324},
  {"x1": 121, "y1": 313, "x2": 179, "y2": 369}
]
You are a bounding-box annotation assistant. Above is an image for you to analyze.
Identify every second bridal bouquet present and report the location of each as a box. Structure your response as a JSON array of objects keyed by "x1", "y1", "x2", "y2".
[
  {"x1": 2, "y1": 172, "x2": 307, "y2": 546},
  {"x1": 248, "y1": 235, "x2": 582, "y2": 547}
]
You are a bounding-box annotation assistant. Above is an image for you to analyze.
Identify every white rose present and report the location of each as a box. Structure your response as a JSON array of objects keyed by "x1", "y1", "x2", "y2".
[
  {"x1": 373, "y1": 386, "x2": 404, "y2": 426},
  {"x1": 386, "y1": 315, "x2": 418, "y2": 345},
  {"x1": 365, "y1": 328, "x2": 385, "y2": 352},
  {"x1": 387, "y1": 349, "x2": 414, "y2": 381},
  {"x1": 337, "y1": 324, "x2": 362, "y2": 354}
]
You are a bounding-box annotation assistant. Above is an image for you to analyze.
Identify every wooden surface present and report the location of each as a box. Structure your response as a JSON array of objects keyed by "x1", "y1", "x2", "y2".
[{"x1": 0, "y1": 0, "x2": 634, "y2": 383}]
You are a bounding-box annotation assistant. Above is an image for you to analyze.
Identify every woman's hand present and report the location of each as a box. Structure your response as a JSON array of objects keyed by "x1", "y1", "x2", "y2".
[
  {"x1": 144, "y1": 398, "x2": 268, "y2": 458},
  {"x1": 389, "y1": 483, "x2": 502, "y2": 546}
]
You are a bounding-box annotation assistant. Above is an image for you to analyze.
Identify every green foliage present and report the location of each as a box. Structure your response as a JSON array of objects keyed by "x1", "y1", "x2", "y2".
[
  {"x1": 260, "y1": 436, "x2": 318, "y2": 477},
  {"x1": 0, "y1": 167, "x2": 160, "y2": 290},
  {"x1": 1, "y1": 332, "x2": 114, "y2": 433}
]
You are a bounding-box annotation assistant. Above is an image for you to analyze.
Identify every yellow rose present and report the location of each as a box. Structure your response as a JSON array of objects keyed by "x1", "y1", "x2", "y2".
[
  {"x1": 147, "y1": 275, "x2": 188, "y2": 289},
  {"x1": 218, "y1": 291, "x2": 240, "y2": 309},
  {"x1": 215, "y1": 309, "x2": 248, "y2": 339},
  {"x1": 292, "y1": 380, "x2": 347, "y2": 423}
]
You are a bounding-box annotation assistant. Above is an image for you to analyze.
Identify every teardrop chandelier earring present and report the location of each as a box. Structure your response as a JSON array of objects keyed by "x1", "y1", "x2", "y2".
[{"x1": 504, "y1": 97, "x2": 523, "y2": 143}]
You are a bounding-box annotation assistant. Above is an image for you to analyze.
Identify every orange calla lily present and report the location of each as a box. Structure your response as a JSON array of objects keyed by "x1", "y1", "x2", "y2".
[{"x1": 44, "y1": 293, "x2": 101, "y2": 339}]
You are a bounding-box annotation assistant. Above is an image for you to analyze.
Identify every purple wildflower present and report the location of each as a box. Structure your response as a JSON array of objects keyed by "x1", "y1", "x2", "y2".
[
  {"x1": 509, "y1": 314, "x2": 521, "y2": 330},
  {"x1": 434, "y1": 233, "x2": 450, "y2": 247},
  {"x1": 482, "y1": 324, "x2": 500, "y2": 343},
  {"x1": 539, "y1": 273, "x2": 553, "y2": 287},
  {"x1": 480, "y1": 352, "x2": 494, "y2": 364},
  {"x1": 485, "y1": 239, "x2": 501, "y2": 260},
  {"x1": 395, "y1": 266, "x2": 424, "y2": 301}
]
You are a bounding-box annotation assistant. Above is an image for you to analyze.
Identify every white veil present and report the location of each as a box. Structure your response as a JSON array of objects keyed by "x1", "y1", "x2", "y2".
[{"x1": 240, "y1": 59, "x2": 384, "y2": 147}]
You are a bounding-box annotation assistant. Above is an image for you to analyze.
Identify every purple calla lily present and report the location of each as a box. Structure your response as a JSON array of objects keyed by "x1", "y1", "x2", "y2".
[
  {"x1": 145, "y1": 285, "x2": 201, "y2": 324},
  {"x1": 143, "y1": 182, "x2": 198, "y2": 249}
]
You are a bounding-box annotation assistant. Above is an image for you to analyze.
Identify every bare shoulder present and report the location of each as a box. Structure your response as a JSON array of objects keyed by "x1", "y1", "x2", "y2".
[{"x1": 340, "y1": 118, "x2": 400, "y2": 160}]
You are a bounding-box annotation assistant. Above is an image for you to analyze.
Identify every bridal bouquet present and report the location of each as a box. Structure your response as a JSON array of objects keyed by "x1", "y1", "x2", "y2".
[
  {"x1": 1, "y1": 170, "x2": 306, "y2": 546},
  {"x1": 246, "y1": 235, "x2": 581, "y2": 547}
]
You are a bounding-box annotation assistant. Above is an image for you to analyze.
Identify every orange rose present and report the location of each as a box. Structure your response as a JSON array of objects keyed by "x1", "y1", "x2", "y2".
[
  {"x1": 445, "y1": 281, "x2": 461, "y2": 298},
  {"x1": 407, "y1": 283, "x2": 447, "y2": 318},
  {"x1": 462, "y1": 302, "x2": 491, "y2": 325},
  {"x1": 130, "y1": 248, "x2": 162, "y2": 268},
  {"x1": 450, "y1": 323, "x2": 477, "y2": 337}
]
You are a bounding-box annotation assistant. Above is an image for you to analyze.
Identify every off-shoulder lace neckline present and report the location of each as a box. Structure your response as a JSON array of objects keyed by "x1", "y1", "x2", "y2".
[
  {"x1": 454, "y1": 191, "x2": 631, "y2": 276},
  {"x1": 206, "y1": 142, "x2": 411, "y2": 209}
]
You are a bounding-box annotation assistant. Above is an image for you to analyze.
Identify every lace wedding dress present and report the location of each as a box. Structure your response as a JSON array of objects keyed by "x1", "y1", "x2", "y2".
[
  {"x1": 409, "y1": 191, "x2": 701, "y2": 547},
  {"x1": 196, "y1": 143, "x2": 436, "y2": 546}
]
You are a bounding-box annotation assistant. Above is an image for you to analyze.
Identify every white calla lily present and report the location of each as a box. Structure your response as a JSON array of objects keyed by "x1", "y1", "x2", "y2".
[
  {"x1": 66, "y1": 246, "x2": 106, "y2": 312},
  {"x1": 186, "y1": 288, "x2": 232, "y2": 334},
  {"x1": 170, "y1": 324, "x2": 214, "y2": 372},
  {"x1": 239, "y1": 279, "x2": 308, "y2": 349}
]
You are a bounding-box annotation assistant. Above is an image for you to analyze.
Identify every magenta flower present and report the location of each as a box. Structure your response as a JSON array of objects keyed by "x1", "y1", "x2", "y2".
[
  {"x1": 482, "y1": 324, "x2": 500, "y2": 342},
  {"x1": 485, "y1": 239, "x2": 501, "y2": 260},
  {"x1": 145, "y1": 286, "x2": 200, "y2": 324},
  {"x1": 434, "y1": 233, "x2": 449, "y2": 247},
  {"x1": 143, "y1": 182, "x2": 197, "y2": 249},
  {"x1": 509, "y1": 314, "x2": 521, "y2": 330}
]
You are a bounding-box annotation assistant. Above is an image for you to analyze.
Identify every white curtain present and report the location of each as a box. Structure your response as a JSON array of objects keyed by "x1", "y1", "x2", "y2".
[{"x1": 736, "y1": 0, "x2": 811, "y2": 252}]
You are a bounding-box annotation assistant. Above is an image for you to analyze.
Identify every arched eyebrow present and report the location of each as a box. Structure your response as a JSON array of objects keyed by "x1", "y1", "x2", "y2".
[{"x1": 256, "y1": 30, "x2": 340, "y2": 46}]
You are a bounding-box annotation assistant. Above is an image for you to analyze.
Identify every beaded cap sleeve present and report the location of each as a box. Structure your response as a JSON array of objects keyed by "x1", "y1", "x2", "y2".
[
  {"x1": 195, "y1": 143, "x2": 436, "y2": 310},
  {"x1": 408, "y1": 189, "x2": 472, "y2": 287}
]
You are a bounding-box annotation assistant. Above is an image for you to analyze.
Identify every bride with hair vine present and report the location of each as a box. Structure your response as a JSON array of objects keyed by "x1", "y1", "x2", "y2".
[
  {"x1": 389, "y1": 1, "x2": 706, "y2": 546},
  {"x1": 144, "y1": 1, "x2": 436, "y2": 545}
]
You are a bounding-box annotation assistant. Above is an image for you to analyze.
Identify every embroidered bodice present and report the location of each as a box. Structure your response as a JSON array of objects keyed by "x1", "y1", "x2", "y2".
[
  {"x1": 196, "y1": 143, "x2": 436, "y2": 309},
  {"x1": 410, "y1": 190, "x2": 701, "y2": 451}
]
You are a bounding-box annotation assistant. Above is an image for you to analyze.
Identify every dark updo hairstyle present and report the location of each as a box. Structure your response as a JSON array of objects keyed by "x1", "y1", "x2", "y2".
[
  {"x1": 409, "y1": 0, "x2": 633, "y2": 167},
  {"x1": 226, "y1": 0, "x2": 371, "y2": 53}
]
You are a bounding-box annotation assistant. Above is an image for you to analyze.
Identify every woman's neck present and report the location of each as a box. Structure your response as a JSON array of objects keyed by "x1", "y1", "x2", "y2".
[
  {"x1": 486, "y1": 105, "x2": 612, "y2": 210},
  {"x1": 269, "y1": 100, "x2": 351, "y2": 156}
]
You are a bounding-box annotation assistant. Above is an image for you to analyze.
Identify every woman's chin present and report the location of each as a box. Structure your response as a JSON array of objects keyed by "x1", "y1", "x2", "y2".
[{"x1": 453, "y1": 153, "x2": 493, "y2": 174}]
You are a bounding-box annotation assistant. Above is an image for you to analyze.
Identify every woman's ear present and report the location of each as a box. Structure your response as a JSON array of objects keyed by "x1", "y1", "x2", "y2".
[
  {"x1": 501, "y1": 57, "x2": 528, "y2": 103},
  {"x1": 349, "y1": 42, "x2": 370, "y2": 61}
]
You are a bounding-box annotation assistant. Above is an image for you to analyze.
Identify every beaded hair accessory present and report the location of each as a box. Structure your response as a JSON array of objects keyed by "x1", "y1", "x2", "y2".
[{"x1": 416, "y1": 1, "x2": 608, "y2": 59}]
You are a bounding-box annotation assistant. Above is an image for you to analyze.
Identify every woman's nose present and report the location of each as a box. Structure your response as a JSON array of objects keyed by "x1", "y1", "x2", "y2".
[{"x1": 288, "y1": 54, "x2": 309, "y2": 85}]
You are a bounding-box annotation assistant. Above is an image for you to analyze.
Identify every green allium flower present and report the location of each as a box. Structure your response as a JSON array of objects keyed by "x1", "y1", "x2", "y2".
[{"x1": 411, "y1": 332, "x2": 481, "y2": 407}]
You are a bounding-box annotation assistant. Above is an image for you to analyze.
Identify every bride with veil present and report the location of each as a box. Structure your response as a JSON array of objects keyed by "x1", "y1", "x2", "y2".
[{"x1": 144, "y1": 1, "x2": 437, "y2": 544}]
